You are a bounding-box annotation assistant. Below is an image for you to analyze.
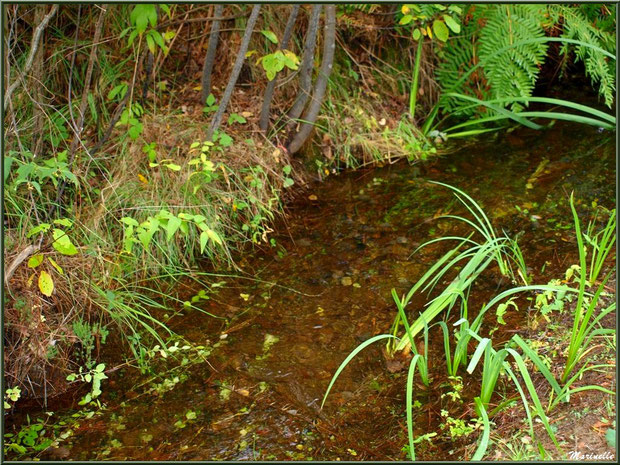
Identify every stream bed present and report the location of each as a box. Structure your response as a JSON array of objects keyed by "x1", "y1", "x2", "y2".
[{"x1": 9, "y1": 122, "x2": 615, "y2": 461}]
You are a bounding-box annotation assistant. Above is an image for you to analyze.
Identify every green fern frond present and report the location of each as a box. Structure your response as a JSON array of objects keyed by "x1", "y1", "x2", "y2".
[
  {"x1": 477, "y1": 5, "x2": 548, "y2": 111},
  {"x1": 553, "y1": 5, "x2": 616, "y2": 107}
]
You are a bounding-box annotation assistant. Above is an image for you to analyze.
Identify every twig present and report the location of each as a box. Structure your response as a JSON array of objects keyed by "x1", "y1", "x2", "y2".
[
  {"x1": 200, "y1": 4, "x2": 224, "y2": 104},
  {"x1": 4, "y1": 245, "x2": 38, "y2": 287},
  {"x1": 287, "y1": 5, "x2": 336, "y2": 154},
  {"x1": 207, "y1": 4, "x2": 262, "y2": 138},
  {"x1": 50, "y1": 5, "x2": 108, "y2": 220},
  {"x1": 4, "y1": 4, "x2": 58, "y2": 112},
  {"x1": 286, "y1": 5, "x2": 322, "y2": 129}
]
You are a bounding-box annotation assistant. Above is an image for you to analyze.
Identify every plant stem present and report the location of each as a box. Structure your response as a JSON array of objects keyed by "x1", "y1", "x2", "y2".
[{"x1": 409, "y1": 36, "x2": 424, "y2": 122}]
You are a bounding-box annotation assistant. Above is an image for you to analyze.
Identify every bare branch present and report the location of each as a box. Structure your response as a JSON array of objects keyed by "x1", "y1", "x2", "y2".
[
  {"x1": 201, "y1": 4, "x2": 224, "y2": 104},
  {"x1": 207, "y1": 4, "x2": 262, "y2": 139},
  {"x1": 4, "y1": 4, "x2": 58, "y2": 112},
  {"x1": 286, "y1": 5, "x2": 322, "y2": 128},
  {"x1": 287, "y1": 5, "x2": 336, "y2": 154}
]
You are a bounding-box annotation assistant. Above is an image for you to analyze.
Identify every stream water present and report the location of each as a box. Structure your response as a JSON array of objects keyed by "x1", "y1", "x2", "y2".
[{"x1": 9, "y1": 121, "x2": 615, "y2": 460}]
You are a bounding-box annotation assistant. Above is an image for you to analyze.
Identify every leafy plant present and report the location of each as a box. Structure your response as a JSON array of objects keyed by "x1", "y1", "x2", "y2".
[
  {"x1": 9, "y1": 150, "x2": 78, "y2": 196},
  {"x1": 203, "y1": 94, "x2": 219, "y2": 114},
  {"x1": 3, "y1": 386, "x2": 21, "y2": 409},
  {"x1": 397, "y1": 4, "x2": 462, "y2": 121},
  {"x1": 66, "y1": 363, "x2": 108, "y2": 406},
  {"x1": 258, "y1": 49, "x2": 300, "y2": 81},
  {"x1": 584, "y1": 207, "x2": 616, "y2": 284}
]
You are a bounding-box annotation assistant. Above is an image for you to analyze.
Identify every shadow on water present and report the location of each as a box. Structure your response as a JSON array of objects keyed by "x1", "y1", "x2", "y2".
[{"x1": 18, "y1": 122, "x2": 615, "y2": 460}]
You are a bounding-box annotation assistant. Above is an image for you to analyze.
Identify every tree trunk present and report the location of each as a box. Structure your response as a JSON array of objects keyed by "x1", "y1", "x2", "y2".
[
  {"x1": 52, "y1": 5, "x2": 107, "y2": 218},
  {"x1": 287, "y1": 5, "x2": 336, "y2": 155},
  {"x1": 258, "y1": 5, "x2": 300, "y2": 133},
  {"x1": 200, "y1": 4, "x2": 224, "y2": 104},
  {"x1": 207, "y1": 4, "x2": 262, "y2": 139},
  {"x1": 286, "y1": 5, "x2": 322, "y2": 128}
]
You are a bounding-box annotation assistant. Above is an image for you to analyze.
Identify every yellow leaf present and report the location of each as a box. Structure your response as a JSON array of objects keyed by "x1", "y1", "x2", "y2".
[
  {"x1": 402, "y1": 5, "x2": 410, "y2": 14},
  {"x1": 38, "y1": 270, "x2": 54, "y2": 297},
  {"x1": 138, "y1": 174, "x2": 149, "y2": 185},
  {"x1": 27, "y1": 253, "x2": 44, "y2": 268},
  {"x1": 47, "y1": 257, "x2": 64, "y2": 275}
]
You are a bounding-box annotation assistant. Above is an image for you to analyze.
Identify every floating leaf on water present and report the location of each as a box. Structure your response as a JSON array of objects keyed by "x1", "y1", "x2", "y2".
[{"x1": 263, "y1": 334, "x2": 280, "y2": 352}]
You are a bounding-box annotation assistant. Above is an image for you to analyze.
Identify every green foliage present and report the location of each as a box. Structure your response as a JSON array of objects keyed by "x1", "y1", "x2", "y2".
[
  {"x1": 121, "y1": 209, "x2": 223, "y2": 256},
  {"x1": 3, "y1": 387, "x2": 21, "y2": 409},
  {"x1": 437, "y1": 4, "x2": 616, "y2": 117},
  {"x1": 66, "y1": 363, "x2": 108, "y2": 405},
  {"x1": 8, "y1": 150, "x2": 78, "y2": 197},
  {"x1": 117, "y1": 103, "x2": 144, "y2": 140},
  {"x1": 203, "y1": 94, "x2": 219, "y2": 114},
  {"x1": 553, "y1": 5, "x2": 616, "y2": 107},
  {"x1": 258, "y1": 50, "x2": 300, "y2": 81}
]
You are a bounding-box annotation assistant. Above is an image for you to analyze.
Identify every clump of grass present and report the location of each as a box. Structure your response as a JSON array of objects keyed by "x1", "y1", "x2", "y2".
[{"x1": 322, "y1": 184, "x2": 615, "y2": 460}]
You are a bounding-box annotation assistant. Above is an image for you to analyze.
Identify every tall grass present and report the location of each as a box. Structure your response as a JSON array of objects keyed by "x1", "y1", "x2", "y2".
[
  {"x1": 323, "y1": 186, "x2": 615, "y2": 460},
  {"x1": 390, "y1": 181, "x2": 526, "y2": 353}
]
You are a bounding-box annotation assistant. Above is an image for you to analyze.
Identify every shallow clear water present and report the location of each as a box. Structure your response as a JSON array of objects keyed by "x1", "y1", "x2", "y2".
[{"x1": 8, "y1": 122, "x2": 615, "y2": 460}]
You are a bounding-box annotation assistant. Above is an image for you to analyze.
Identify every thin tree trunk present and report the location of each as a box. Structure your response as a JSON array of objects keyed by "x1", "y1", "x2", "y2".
[
  {"x1": 31, "y1": 5, "x2": 46, "y2": 155},
  {"x1": 207, "y1": 4, "x2": 262, "y2": 139},
  {"x1": 286, "y1": 5, "x2": 321, "y2": 128},
  {"x1": 4, "y1": 4, "x2": 58, "y2": 112},
  {"x1": 258, "y1": 5, "x2": 300, "y2": 133},
  {"x1": 52, "y1": 5, "x2": 107, "y2": 218},
  {"x1": 287, "y1": 5, "x2": 336, "y2": 155},
  {"x1": 201, "y1": 4, "x2": 224, "y2": 104}
]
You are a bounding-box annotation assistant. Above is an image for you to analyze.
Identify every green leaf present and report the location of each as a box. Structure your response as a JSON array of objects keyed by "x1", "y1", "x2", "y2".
[
  {"x1": 164, "y1": 163, "x2": 181, "y2": 171},
  {"x1": 27, "y1": 223, "x2": 51, "y2": 238},
  {"x1": 443, "y1": 14, "x2": 461, "y2": 34},
  {"x1": 53, "y1": 218, "x2": 73, "y2": 228},
  {"x1": 207, "y1": 229, "x2": 223, "y2": 246},
  {"x1": 227, "y1": 114, "x2": 247, "y2": 125},
  {"x1": 433, "y1": 19, "x2": 449, "y2": 42},
  {"x1": 4, "y1": 156, "x2": 15, "y2": 182},
  {"x1": 218, "y1": 133, "x2": 233, "y2": 147},
  {"x1": 146, "y1": 34, "x2": 156, "y2": 54},
  {"x1": 38, "y1": 270, "x2": 54, "y2": 297},
  {"x1": 166, "y1": 216, "x2": 182, "y2": 241},
  {"x1": 51, "y1": 229, "x2": 78, "y2": 256},
  {"x1": 199, "y1": 231, "x2": 209, "y2": 254},
  {"x1": 606, "y1": 428, "x2": 616, "y2": 448},
  {"x1": 261, "y1": 30, "x2": 278, "y2": 44},
  {"x1": 283, "y1": 178, "x2": 294, "y2": 188},
  {"x1": 283, "y1": 165, "x2": 292, "y2": 175},
  {"x1": 206, "y1": 94, "x2": 216, "y2": 106},
  {"x1": 399, "y1": 14, "x2": 414, "y2": 25},
  {"x1": 121, "y1": 217, "x2": 139, "y2": 227},
  {"x1": 412, "y1": 28, "x2": 421, "y2": 41},
  {"x1": 27, "y1": 254, "x2": 44, "y2": 268}
]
